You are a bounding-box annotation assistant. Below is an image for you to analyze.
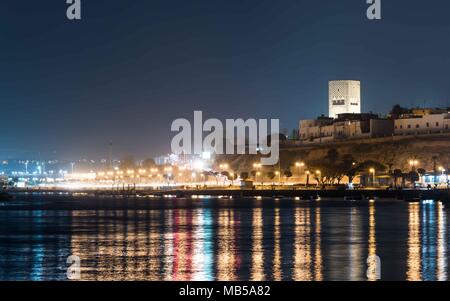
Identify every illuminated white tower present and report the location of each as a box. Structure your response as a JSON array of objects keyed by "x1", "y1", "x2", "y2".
[{"x1": 329, "y1": 80, "x2": 361, "y2": 118}]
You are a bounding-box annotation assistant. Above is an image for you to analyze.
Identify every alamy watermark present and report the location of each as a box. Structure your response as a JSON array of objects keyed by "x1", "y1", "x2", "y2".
[
  {"x1": 171, "y1": 111, "x2": 280, "y2": 165},
  {"x1": 66, "y1": 0, "x2": 81, "y2": 20},
  {"x1": 66, "y1": 255, "x2": 81, "y2": 280},
  {"x1": 367, "y1": 0, "x2": 382, "y2": 20},
  {"x1": 65, "y1": 1, "x2": 380, "y2": 22},
  {"x1": 366, "y1": 255, "x2": 381, "y2": 280}
]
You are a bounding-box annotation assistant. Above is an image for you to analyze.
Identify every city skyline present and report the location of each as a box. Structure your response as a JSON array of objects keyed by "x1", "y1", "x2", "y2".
[{"x1": 1, "y1": 0, "x2": 450, "y2": 160}]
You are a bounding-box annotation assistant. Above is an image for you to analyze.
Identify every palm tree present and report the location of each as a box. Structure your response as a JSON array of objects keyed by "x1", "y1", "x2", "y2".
[
  {"x1": 417, "y1": 168, "x2": 426, "y2": 186},
  {"x1": 284, "y1": 170, "x2": 293, "y2": 182},
  {"x1": 267, "y1": 171, "x2": 276, "y2": 184},
  {"x1": 393, "y1": 169, "x2": 403, "y2": 188}
]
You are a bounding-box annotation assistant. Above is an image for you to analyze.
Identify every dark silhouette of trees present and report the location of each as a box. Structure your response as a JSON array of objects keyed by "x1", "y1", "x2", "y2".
[
  {"x1": 284, "y1": 170, "x2": 293, "y2": 180},
  {"x1": 355, "y1": 160, "x2": 387, "y2": 173},
  {"x1": 393, "y1": 169, "x2": 403, "y2": 188},
  {"x1": 417, "y1": 168, "x2": 426, "y2": 184},
  {"x1": 407, "y1": 171, "x2": 420, "y2": 187},
  {"x1": 390, "y1": 104, "x2": 409, "y2": 119}
]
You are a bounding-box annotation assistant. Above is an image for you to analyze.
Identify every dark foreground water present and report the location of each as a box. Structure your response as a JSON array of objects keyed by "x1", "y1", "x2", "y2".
[{"x1": 0, "y1": 195, "x2": 448, "y2": 281}]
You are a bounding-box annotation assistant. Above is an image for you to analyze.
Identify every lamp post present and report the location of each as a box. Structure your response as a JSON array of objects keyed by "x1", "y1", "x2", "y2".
[
  {"x1": 409, "y1": 159, "x2": 419, "y2": 172},
  {"x1": 253, "y1": 163, "x2": 262, "y2": 184},
  {"x1": 230, "y1": 172, "x2": 235, "y2": 186},
  {"x1": 191, "y1": 172, "x2": 197, "y2": 185},
  {"x1": 295, "y1": 162, "x2": 305, "y2": 184},
  {"x1": 219, "y1": 163, "x2": 229, "y2": 186},
  {"x1": 315, "y1": 170, "x2": 321, "y2": 186},
  {"x1": 306, "y1": 171, "x2": 310, "y2": 187},
  {"x1": 438, "y1": 166, "x2": 446, "y2": 184},
  {"x1": 275, "y1": 171, "x2": 280, "y2": 186},
  {"x1": 369, "y1": 168, "x2": 376, "y2": 187}
]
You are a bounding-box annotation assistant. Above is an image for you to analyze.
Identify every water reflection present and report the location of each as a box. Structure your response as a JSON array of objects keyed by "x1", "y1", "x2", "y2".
[
  {"x1": 273, "y1": 208, "x2": 282, "y2": 281},
  {"x1": 436, "y1": 203, "x2": 447, "y2": 281},
  {"x1": 217, "y1": 209, "x2": 237, "y2": 280},
  {"x1": 250, "y1": 207, "x2": 265, "y2": 281},
  {"x1": 193, "y1": 208, "x2": 214, "y2": 281},
  {"x1": 314, "y1": 207, "x2": 323, "y2": 280},
  {"x1": 406, "y1": 201, "x2": 448, "y2": 281},
  {"x1": 293, "y1": 207, "x2": 312, "y2": 280},
  {"x1": 407, "y1": 203, "x2": 421, "y2": 281},
  {"x1": 0, "y1": 198, "x2": 450, "y2": 281},
  {"x1": 367, "y1": 201, "x2": 377, "y2": 281},
  {"x1": 349, "y1": 207, "x2": 363, "y2": 280}
]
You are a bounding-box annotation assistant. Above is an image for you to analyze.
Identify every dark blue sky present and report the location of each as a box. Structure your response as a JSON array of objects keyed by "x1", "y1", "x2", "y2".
[{"x1": 1, "y1": 0, "x2": 449, "y2": 160}]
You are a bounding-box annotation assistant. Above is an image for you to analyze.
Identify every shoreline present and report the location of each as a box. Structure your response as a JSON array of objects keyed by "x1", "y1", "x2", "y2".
[{"x1": 5, "y1": 187, "x2": 450, "y2": 201}]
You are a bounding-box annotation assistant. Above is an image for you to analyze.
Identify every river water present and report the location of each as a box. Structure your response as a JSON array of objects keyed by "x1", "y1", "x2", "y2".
[{"x1": 0, "y1": 196, "x2": 448, "y2": 281}]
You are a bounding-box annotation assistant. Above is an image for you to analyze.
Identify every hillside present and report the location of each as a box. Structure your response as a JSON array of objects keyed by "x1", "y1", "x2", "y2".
[{"x1": 218, "y1": 133, "x2": 450, "y2": 174}]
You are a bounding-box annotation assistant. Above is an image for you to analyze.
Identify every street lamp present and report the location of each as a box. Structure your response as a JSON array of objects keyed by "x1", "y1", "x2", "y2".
[
  {"x1": 315, "y1": 170, "x2": 321, "y2": 186},
  {"x1": 409, "y1": 159, "x2": 419, "y2": 171},
  {"x1": 253, "y1": 163, "x2": 262, "y2": 184},
  {"x1": 369, "y1": 168, "x2": 376, "y2": 187},
  {"x1": 275, "y1": 171, "x2": 280, "y2": 185},
  {"x1": 305, "y1": 170, "x2": 310, "y2": 187},
  {"x1": 295, "y1": 162, "x2": 305, "y2": 184},
  {"x1": 438, "y1": 166, "x2": 446, "y2": 184}
]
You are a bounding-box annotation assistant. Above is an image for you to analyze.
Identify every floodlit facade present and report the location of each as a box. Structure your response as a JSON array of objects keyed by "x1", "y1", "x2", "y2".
[
  {"x1": 329, "y1": 80, "x2": 361, "y2": 118},
  {"x1": 394, "y1": 112, "x2": 450, "y2": 136},
  {"x1": 299, "y1": 113, "x2": 394, "y2": 144}
]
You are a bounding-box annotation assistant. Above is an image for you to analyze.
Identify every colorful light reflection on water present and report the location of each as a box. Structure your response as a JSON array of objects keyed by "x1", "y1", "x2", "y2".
[{"x1": 0, "y1": 197, "x2": 448, "y2": 281}]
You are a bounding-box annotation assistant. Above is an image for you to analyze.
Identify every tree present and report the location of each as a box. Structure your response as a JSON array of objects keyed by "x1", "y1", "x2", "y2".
[
  {"x1": 339, "y1": 154, "x2": 356, "y2": 184},
  {"x1": 390, "y1": 104, "x2": 409, "y2": 119},
  {"x1": 417, "y1": 168, "x2": 426, "y2": 184},
  {"x1": 267, "y1": 171, "x2": 276, "y2": 181},
  {"x1": 354, "y1": 160, "x2": 386, "y2": 187},
  {"x1": 355, "y1": 160, "x2": 387, "y2": 173},
  {"x1": 407, "y1": 171, "x2": 420, "y2": 187},
  {"x1": 307, "y1": 149, "x2": 342, "y2": 185},
  {"x1": 284, "y1": 169, "x2": 293, "y2": 180},
  {"x1": 393, "y1": 169, "x2": 403, "y2": 188}
]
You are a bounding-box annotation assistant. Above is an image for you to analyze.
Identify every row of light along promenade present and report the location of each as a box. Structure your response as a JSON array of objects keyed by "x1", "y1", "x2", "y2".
[{"x1": 6, "y1": 186, "x2": 450, "y2": 202}]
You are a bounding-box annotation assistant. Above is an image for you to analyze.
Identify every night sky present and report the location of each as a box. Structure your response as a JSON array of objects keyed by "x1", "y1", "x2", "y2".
[{"x1": 1, "y1": 0, "x2": 449, "y2": 160}]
